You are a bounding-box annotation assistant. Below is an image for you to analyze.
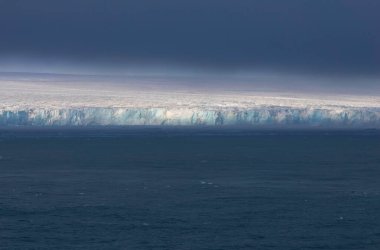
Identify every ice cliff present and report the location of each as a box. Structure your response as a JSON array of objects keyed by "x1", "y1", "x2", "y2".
[
  {"x1": 1, "y1": 76, "x2": 380, "y2": 128},
  {"x1": 1, "y1": 106, "x2": 380, "y2": 127}
]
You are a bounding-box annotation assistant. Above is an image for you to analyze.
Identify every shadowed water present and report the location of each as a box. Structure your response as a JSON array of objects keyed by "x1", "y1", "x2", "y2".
[{"x1": 0, "y1": 128, "x2": 380, "y2": 249}]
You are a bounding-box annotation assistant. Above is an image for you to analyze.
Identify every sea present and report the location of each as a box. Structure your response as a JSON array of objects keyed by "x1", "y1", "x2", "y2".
[{"x1": 0, "y1": 128, "x2": 379, "y2": 249}]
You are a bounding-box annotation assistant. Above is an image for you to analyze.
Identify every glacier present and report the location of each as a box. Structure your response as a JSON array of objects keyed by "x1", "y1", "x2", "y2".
[
  {"x1": 1, "y1": 74, "x2": 380, "y2": 128},
  {"x1": 1, "y1": 106, "x2": 380, "y2": 127}
]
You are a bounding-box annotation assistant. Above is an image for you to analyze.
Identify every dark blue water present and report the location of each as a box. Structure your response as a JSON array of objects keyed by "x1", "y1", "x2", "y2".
[{"x1": 1, "y1": 129, "x2": 380, "y2": 249}]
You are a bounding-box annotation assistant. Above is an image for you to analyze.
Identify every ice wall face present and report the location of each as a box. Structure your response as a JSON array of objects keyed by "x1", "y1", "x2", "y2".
[
  {"x1": 1, "y1": 75, "x2": 380, "y2": 128},
  {"x1": 1, "y1": 107, "x2": 380, "y2": 127}
]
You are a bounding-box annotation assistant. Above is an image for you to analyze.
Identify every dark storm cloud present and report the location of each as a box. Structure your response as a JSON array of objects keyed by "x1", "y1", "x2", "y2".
[{"x1": 0, "y1": 0, "x2": 379, "y2": 75}]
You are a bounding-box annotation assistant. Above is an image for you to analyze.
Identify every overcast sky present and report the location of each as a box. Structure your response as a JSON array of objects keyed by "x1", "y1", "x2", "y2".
[{"x1": 0, "y1": 0, "x2": 379, "y2": 77}]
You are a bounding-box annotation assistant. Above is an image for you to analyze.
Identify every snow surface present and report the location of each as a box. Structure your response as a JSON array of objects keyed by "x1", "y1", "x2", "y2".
[{"x1": 1, "y1": 74, "x2": 380, "y2": 128}]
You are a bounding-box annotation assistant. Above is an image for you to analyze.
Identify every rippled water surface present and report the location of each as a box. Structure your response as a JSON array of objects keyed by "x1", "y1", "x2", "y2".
[{"x1": 0, "y1": 129, "x2": 380, "y2": 249}]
